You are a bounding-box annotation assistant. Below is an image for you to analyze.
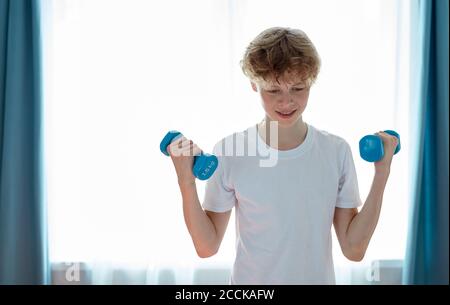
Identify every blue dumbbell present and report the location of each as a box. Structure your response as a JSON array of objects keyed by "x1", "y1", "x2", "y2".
[
  {"x1": 160, "y1": 131, "x2": 218, "y2": 180},
  {"x1": 359, "y1": 130, "x2": 401, "y2": 162}
]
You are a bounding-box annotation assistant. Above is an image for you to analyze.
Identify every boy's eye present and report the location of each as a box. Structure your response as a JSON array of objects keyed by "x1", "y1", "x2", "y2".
[
  {"x1": 293, "y1": 87, "x2": 304, "y2": 91},
  {"x1": 267, "y1": 89, "x2": 280, "y2": 93}
]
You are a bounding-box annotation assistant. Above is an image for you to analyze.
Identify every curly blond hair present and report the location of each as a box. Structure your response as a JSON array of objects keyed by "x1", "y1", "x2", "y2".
[{"x1": 240, "y1": 27, "x2": 321, "y2": 87}]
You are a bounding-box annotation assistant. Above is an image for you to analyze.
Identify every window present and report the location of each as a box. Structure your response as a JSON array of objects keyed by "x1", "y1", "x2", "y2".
[{"x1": 43, "y1": 0, "x2": 411, "y2": 284}]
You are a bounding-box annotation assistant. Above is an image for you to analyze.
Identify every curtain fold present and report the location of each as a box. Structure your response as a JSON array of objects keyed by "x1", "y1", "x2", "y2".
[
  {"x1": 404, "y1": 0, "x2": 449, "y2": 285},
  {"x1": 0, "y1": 0, "x2": 48, "y2": 284}
]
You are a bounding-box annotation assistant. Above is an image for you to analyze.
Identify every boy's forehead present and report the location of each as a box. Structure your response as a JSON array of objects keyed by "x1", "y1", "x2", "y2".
[
  {"x1": 260, "y1": 77, "x2": 305, "y2": 87},
  {"x1": 259, "y1": 71, "x2": 306, "y2": 87}
]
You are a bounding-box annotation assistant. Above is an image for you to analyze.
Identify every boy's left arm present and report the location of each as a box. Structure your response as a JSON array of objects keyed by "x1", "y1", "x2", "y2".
[{"x1": 333, "y1": 132, "x2": 399, "y2": 261}]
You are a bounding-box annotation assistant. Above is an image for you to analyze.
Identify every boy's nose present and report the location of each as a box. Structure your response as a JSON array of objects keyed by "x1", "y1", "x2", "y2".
[{"x1": 277, "y1": 96, "x2": 294, "y2": 105}]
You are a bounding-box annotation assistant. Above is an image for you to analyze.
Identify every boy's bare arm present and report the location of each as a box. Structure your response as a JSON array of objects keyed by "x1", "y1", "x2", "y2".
[
  {"x1": 334, "y1": 132, "x2": 398, "y2": 261},
  {"x1": 334, "y1": 170, "x2": 389, "y2": 261},
  {"x1": 179, "y1": 182, "x2": 231, "y2": 258},
  {"x1": 168, "y1": 136, "x2": 231, "y2": 258}
]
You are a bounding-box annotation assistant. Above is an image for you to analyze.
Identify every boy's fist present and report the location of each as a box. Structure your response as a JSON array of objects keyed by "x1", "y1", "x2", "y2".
[
  {"x1": 167, "y1": 136, "x2": 202, "y2": 185},
  {"x1": 374, "y1": 131, "x2": 399, "y2": 171}
]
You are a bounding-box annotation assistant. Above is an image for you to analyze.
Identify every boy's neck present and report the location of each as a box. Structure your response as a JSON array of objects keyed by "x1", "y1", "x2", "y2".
[{"x1": 258, "y1": 116, "x2": 308, "y2": 151}]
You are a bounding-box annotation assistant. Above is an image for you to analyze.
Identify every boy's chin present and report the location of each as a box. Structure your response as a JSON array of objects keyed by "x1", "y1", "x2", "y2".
[
  {"x1": 273, "y1": 116, "x2": 302, "y2": 128},
  {"x1": 277, "y1": 121, "x2": 298, "y2": 128}
]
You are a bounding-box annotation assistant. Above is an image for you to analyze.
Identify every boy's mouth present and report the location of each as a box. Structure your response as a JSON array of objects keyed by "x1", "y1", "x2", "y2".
[{"x1": 275, "y1": 109, "x2": 297, "y2": 119}]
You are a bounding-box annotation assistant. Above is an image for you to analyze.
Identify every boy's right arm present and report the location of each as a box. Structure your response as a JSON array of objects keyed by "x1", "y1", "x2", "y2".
[
  {"x1": 179, "y1": 182, "x2": 232, "y2": 258},
  {"x1": 168, "y1": 136, "x2": 231, "y2": 258}
]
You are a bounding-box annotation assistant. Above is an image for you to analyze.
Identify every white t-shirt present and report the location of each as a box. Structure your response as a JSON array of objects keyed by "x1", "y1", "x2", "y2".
[{"x1": 202, "y1": 123, "x2": 362, "y2": 285}]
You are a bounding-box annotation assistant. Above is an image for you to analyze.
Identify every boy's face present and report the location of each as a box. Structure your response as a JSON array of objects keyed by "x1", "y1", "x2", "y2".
[{"x1": 251, "y1": 75, "x2": 310, "y2": 127}]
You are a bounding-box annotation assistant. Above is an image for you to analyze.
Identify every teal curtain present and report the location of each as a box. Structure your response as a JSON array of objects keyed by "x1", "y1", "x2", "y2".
[
  {"x1": 404, "y1": 0, "x2": 449, "y2": 285},
  {"x1": 0, "y1": 0, "x2": 49, "y2": 284}
]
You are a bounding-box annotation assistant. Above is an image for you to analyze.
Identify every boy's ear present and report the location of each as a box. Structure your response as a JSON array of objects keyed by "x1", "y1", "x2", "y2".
[{"x1": 251, "y1": 82, "x2": 258, "y2": 92}]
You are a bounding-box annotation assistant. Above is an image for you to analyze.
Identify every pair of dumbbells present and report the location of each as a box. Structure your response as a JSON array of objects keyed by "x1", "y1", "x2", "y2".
[
  {"x1": 160, "y1": 129, "x2": 400, "y2": 180},
  {"x1": 160, "y1": 131, "x2": 218, "y2": 180},
  {"x1": 359, "y1": 130, "x2": 401, "y2": 162}
]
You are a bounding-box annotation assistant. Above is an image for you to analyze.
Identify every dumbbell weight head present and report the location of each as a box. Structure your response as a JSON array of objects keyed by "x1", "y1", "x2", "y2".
[
  {"x1": 359, "y1": 135, "x2": 384, "y2": 162},
  {"x1": 193, "y1": 153, "x2": 218, "y2": 180},
  {"x1": 160, "y1": 130, "x2": 182, "y2": 156}
]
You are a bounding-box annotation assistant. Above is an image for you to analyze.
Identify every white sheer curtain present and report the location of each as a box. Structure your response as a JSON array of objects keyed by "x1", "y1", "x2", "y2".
[{"x1": 42, "y1": 0, "x2": 410, "y2": 284}]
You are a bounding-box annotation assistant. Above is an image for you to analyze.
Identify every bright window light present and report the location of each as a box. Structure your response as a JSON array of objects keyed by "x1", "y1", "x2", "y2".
[{"x1": 43, "y1": 0, "x2": 411, "y2": 283}]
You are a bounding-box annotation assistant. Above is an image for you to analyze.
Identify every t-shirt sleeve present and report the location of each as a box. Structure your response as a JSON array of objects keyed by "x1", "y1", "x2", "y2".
[
  {"x1": 335, "y1": 141, "x2": 363, "y2": 208},
  {"x1": 202, "y1": 142, "x2": 236, "y2": 213}
]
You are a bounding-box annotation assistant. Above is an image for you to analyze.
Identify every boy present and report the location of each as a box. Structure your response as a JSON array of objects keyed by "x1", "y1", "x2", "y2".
[{"x1": 168, "y1": 27, "x2": 398, "y2": 284}]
